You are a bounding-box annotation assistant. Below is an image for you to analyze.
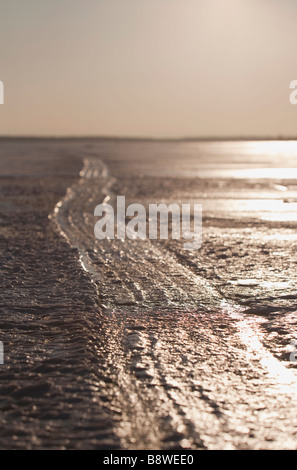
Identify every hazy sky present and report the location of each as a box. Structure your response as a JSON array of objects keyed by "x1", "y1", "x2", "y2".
[{"x1": 1, "y1": 0, "x2": 297, "y2": 138}]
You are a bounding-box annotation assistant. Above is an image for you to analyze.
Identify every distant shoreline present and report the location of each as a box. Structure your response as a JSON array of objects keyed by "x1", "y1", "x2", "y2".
[{"x1": 0, "y1": 135, "x2": 297, "y2": 142}]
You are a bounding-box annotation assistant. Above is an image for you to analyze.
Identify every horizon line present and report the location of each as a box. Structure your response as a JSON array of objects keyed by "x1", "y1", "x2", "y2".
[{"x1": 0, "y1": 135, "x2": 297, "y2": 142}]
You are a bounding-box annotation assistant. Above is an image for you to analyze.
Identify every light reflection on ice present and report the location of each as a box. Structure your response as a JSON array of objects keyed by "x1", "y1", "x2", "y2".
[{"x1": 223, "y1": 301, "x2": 297, "y2": 393}]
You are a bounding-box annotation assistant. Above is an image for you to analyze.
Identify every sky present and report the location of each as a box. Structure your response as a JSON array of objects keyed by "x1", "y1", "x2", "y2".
[{"x1": 1, "y1": 0, "x2": 297, "y2": 138}]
